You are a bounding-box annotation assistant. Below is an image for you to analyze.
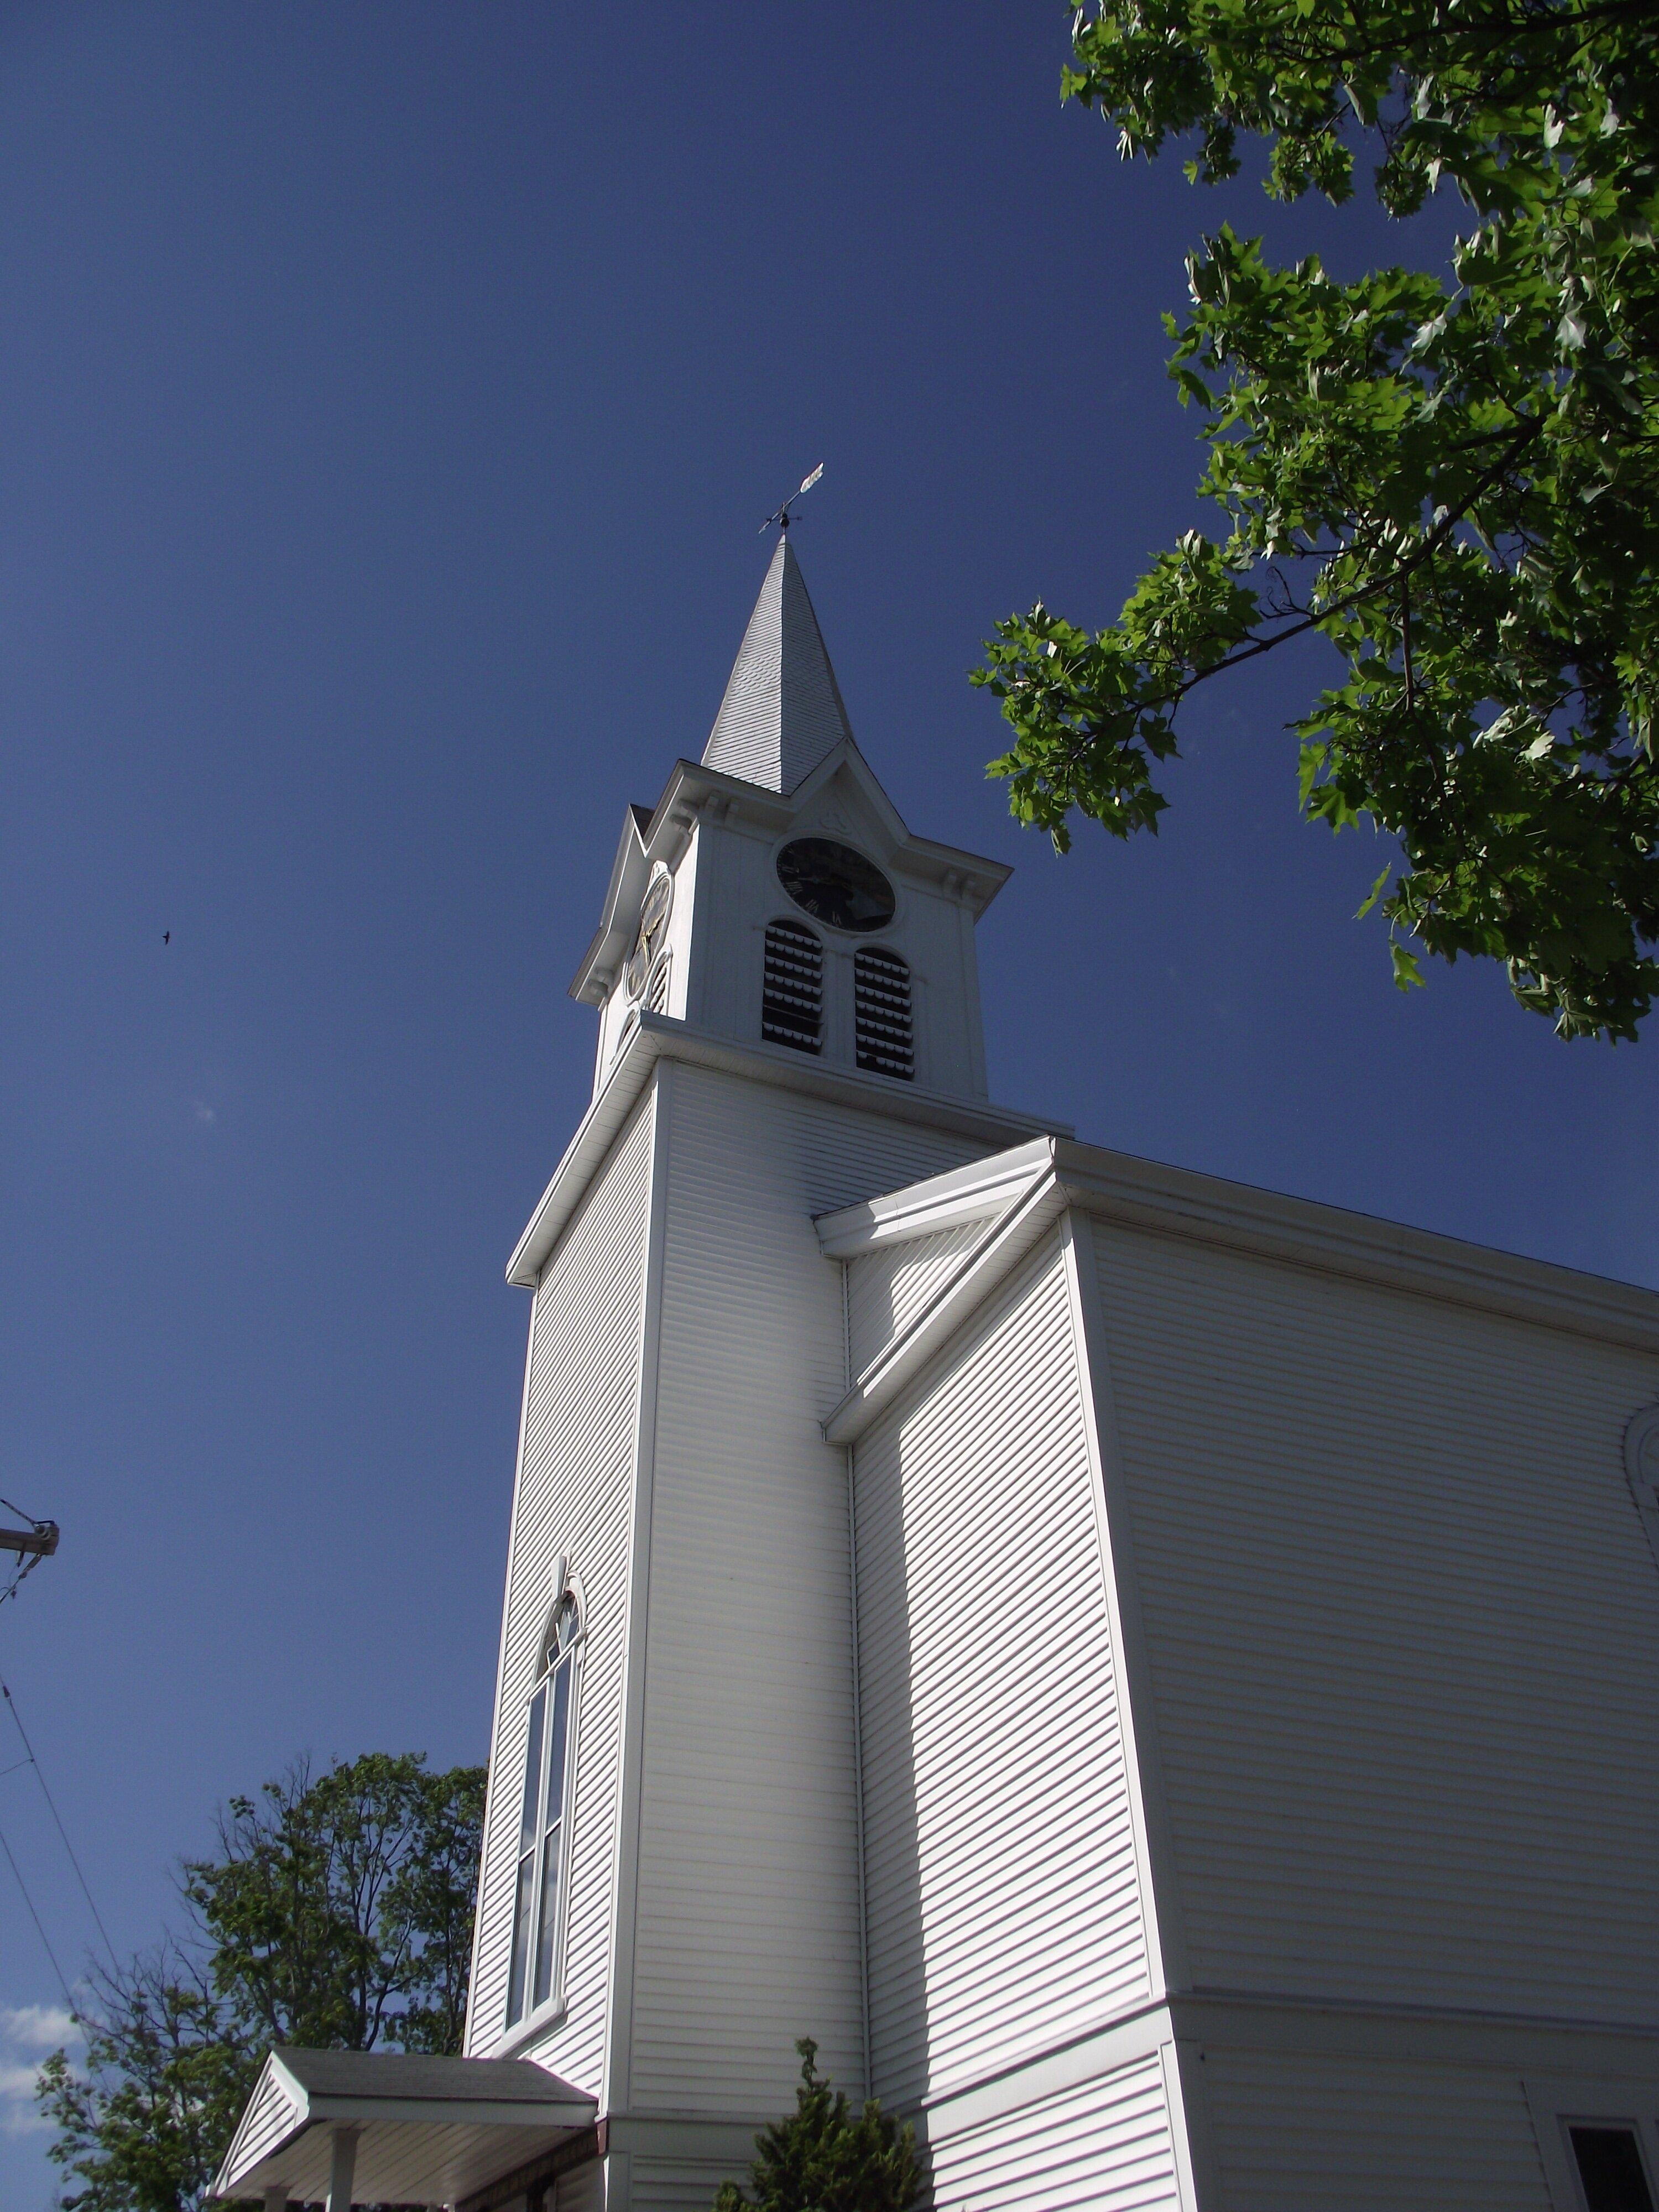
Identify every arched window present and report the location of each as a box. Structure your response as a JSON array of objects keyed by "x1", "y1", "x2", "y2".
[
  {"x1": 854, "y1": 946, "x2": 913, "y2": 1080},
  {"x1": 761, "y1": 920, "x2": 823, "y2": 1055},
  {"x1": 645, "y1": 950, "x2": 671, "y2": 1015},
  {"x1": 505, "y1": 1588, "x2": 582, "y2": 2027}
]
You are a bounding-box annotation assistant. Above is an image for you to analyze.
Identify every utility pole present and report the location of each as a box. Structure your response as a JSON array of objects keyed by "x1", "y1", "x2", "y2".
[{"x1": 0, "y1": 1521, "x2": 58, "y2": 1561}]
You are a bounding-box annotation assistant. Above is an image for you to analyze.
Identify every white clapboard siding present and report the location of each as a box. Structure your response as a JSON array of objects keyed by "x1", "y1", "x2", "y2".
[
  {"x1": 1202, "y1": 2047, "x2": 1553, "y2": 2211},
  {"x1": 845, "y1": 1216, "x2": 998, "y2": 1379},
  {"x1": 553, "y1": 2156, "x2": 607, "y2": 2212},
  {"x1": 926, "y1": 2053, "x2": 1181, "y2": 2212},
  {"x1": 468, "y1": 1094, "x2": 656, "y2": 2079},
  {"x1": 856, "y1": 1244, "x2": 1151, "y2": 2110},
  {"x1": 628, "y1": 1065, "x2": 985, "y2": 2116},
  {"x1": 628, "y1": 2159, "x2": 745, "y2": 2209},
  {"x1": 1090, "y1": 1217, "x2": 1659, "y2": 2023}
]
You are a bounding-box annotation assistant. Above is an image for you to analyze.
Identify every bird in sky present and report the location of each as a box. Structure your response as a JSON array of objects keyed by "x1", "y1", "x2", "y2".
[{"x1": 163, "y1": 931, "x2": 170, "y2": 945}]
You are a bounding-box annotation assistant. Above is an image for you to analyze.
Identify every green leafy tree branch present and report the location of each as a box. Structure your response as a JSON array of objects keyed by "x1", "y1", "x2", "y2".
[{"x1": 976, "y1": 0, "x2": 1659, "y2": 1037}]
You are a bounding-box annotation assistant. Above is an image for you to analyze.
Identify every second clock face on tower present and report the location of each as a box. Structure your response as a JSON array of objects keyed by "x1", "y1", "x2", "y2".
[
  {"x1": 625, "y1": 867, "x2": 674, "y2": 998},
  {"x1": 776, "y1": 838, "x2": 896, "y2": 933}
]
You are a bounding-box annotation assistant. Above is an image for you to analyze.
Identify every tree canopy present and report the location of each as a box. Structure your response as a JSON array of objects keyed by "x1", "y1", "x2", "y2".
[
  {"x1": 976, "y1": 0, "x2": 1659, "y2": 1039},
  {"x1": 35, "y1": 1752, "x2": 485, "y2": 2212}
]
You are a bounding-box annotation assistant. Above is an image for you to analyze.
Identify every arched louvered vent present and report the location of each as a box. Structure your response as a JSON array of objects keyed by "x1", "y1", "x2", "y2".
[
  {"x1": 854, "y1": 946, "x2": 914, "y2": 1080},
  {"x1": 761, "y1": 920, "x2": 823, "y2": 1055},
  {"x1": 646, "y1": 952, "x2": 671, "y2": 1015}
]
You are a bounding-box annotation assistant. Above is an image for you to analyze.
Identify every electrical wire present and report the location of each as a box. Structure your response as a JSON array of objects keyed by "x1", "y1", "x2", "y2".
[
  {"x1": 0, "y1": 1549, "x2": 45, "y2": 1610},
  {"x1": 0, "y1": 1815, "x2": 77, "y2": 2017},
  {"x1": 0, "y1": 1676, "x2": 118, "y2": 1974}
]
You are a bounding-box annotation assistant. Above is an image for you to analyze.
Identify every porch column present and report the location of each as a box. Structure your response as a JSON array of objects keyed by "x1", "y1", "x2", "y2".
[{"x1": 325, "y1": 2124, "x2": 359, "y2": 2212}]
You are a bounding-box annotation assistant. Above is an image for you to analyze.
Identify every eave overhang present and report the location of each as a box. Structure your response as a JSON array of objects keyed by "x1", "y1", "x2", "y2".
[{"x1": 212, "y1": 2046, "x2": 597, "y2": 2209}]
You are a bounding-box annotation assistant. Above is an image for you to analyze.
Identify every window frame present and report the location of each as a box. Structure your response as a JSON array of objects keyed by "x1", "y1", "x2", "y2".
[
  {"x1": 503, "y1": 1590, "x2": 584, "y2": 2038},
  {"x1": 1525, "y1": 2077, "x2": 1659, "y2": 2212}
]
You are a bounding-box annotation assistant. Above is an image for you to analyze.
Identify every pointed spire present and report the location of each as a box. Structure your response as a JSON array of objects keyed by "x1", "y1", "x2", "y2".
[{"x1": 702, "y1": 534, "x2": 854, "y2": 794}]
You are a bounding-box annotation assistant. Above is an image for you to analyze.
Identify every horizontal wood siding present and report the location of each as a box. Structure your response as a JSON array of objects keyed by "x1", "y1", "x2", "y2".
[
  {"x1": 468, "y1": 1095, "x2": 655, "y2": 2083},
  {"x1": 846, "y1": 1217, "x2": 993, "y2": 1378},
  {"x1": 629, "y1": 1065, "x2": 983, "y2": 2116},
  {"x1": 628, "y1": 2160, "x2": 744, "y2": 2209},
  {"x1": 857, "y1": 1246, "x2": 1151, "y2": 2109},
  {"x1": 925, "y1": 2053, "x2": 1180, "y2": 2211},
  {"x1": 1202, "y1": 2047, "x2": 1553, "y2": 2210},
  {"x1": 1091, "y1": 1217, "x2": 1659, "y2": 2022},
  {"x1": 552, "y1": 2156, "x2": 607, "y2": 2212}
]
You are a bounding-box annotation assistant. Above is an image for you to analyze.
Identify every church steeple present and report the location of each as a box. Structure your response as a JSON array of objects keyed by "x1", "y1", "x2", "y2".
[{"x1": 701, "y1": 532, "x2": 854, "y2": 793}]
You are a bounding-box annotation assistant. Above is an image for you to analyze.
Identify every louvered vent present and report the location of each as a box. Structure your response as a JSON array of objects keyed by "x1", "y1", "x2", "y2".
[
  {"x1": 761, "y1": 920, "x2": 823, "y2": 1054},
  {"x1": 646, "y1": 952, "x2": 671, "y2": 1015},
  {"x1": 854, "y1": 947, "x2": 913, "y2": 1079}
]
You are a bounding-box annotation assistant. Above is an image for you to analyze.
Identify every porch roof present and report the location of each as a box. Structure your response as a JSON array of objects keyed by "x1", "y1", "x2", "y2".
[{"x1": 213, "y1": 2046, "x2": 597, "y2": 2207}]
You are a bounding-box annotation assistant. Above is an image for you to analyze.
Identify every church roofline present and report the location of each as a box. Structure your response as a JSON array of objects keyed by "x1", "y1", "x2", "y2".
[
  {"x1": 815, "y1": 1136, "x2": 1659, "y2": 1443},
  {"x1": 568, "y1": 750, "x2": 1013, "y2": 1008},
  {"x1": 506, "y1": 1007, "x2": 1659, "y2": 1359}
]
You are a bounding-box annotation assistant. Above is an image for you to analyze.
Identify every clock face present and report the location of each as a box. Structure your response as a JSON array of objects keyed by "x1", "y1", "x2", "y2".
[
  {"x1": 776, "y1": 838, "x2": 896, "y2": 933},
  {"x1": 625, "y1": 867, "x2": 674, "y2": 998}
]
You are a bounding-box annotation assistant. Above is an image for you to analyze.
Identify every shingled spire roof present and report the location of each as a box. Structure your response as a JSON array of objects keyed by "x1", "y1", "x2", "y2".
[{"x1": 701, "y1": 533, "x2": 855, "y2": 793}]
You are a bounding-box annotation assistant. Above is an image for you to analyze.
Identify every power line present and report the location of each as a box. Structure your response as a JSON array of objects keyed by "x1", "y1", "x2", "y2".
[
  {"x1": 0, "y1": 1676, "x2": 118, "y2": 1973},
  {"x1": 0, "y1": 1814, "x2": 77, "y2": 2018}
]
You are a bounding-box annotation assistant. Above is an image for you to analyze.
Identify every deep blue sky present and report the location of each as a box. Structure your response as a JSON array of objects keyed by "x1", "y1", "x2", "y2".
[{"x1": 1, "y1": 5, "x2": 1653, "y2": 2199}]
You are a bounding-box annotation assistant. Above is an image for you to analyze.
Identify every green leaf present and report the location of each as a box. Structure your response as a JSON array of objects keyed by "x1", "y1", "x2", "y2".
[
  {"x1": 1391, "y1": 942, "x2": 1426, "y2": 992},
  {"x1": 1355, "y1": 864, "x2": 1392, "y2": 920}
]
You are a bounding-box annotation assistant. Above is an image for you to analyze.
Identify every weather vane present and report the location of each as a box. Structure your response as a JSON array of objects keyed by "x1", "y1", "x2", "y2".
[{"x1": 761, "y1": 462, "x2": 824, "y2": 534}]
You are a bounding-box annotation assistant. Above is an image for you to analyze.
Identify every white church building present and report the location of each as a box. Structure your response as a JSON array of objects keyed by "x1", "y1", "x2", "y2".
[{"x1": 220, "y1": 535, "x2": 1659, "y2": 2212}]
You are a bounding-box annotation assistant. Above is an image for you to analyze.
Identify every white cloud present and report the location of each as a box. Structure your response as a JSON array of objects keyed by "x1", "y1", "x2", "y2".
[
  {"x1": 0, "y1": 2006, "x2": 76, "y2": 2052},
  {"x1": 0, "y1": 2004, "x2": 78, "y2": 2136}
]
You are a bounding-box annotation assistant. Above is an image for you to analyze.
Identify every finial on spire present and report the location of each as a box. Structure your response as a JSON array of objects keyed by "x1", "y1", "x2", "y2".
[{"x1": 761, "y1": 461, "x2": 824, "y2": 534}]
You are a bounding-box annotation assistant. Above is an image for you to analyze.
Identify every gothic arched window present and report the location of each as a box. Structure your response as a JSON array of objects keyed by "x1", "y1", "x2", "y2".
[
  {"x1": 853, "y1": 946, "x2": 914, "y2": 1080},
  {"x1": 505, "y1": 1588, "x2": 582, "y2": 2027},
  {"x1": 761, "y1": 919, "x2": 823, "y2": 1055}
]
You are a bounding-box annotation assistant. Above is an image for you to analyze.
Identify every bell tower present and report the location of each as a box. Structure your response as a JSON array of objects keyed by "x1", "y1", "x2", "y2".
[
  {"x1": 465, "y1": 534, "x2": 1059, "y2": 2212},
  {"x1": 570, "y1": 533, "x2": 1009, "y2": 1102}
]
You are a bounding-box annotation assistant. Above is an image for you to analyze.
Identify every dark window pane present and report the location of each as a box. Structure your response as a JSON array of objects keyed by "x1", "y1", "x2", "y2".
[
  {"x1": 518, "y1": 1686, "x2": 546, "y2": 1858},
  {"x1": 543, "y1": 1661, "x2": 571, "y2": 1833},
  {"x1": 533, "y1": 1822, "x2": 561, "y2": 2009},
  {"x1": 505, "y1": 1850, "x2": 535, "y2": 2025},
  {"x1": 1571, "y1": 2127, "x2": 1656, "y2": 2212}
]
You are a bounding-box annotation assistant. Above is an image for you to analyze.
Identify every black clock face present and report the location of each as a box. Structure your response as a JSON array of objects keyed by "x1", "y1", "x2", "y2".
[{"x1": 776, "y1": 839, "x2": 896, "y2": 933}]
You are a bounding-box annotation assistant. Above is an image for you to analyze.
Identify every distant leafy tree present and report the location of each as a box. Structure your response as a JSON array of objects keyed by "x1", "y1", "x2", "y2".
[
  {"x1": 35, "y1": 1752, "x2": 485, "y2": 2212},
  {"x1": 184, "y1": 1751, "x2": 485, "y2": 2057},
  {"x1": 35, "y1": 1948, "x2": 246, "y2": 2212},
  {"x1": 976, "y1": 0, "x2": 1659, "y2": 1039},
  {"x1": 711, "y1": 2039, "x2": 923, "y2": 2212}
]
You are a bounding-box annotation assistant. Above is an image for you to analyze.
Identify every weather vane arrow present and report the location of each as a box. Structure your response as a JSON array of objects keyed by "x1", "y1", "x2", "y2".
[{"x1": 761, "y1": 461, "x2": 824, "y2": 534}]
